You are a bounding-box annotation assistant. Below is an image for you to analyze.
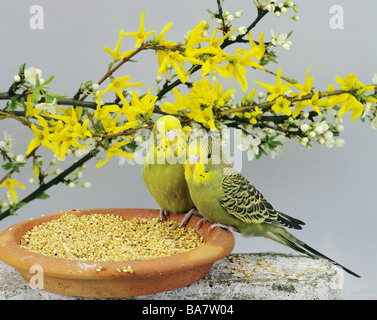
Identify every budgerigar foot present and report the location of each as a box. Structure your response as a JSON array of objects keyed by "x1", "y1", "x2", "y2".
[
  {"x1": 195, "y1": 218, "x2": 208, "y2": 230},
  {"x1": 159, "y1": 209, "x2": 170, "y2": 222},
  {"x1": 179, "y1": 208, "x2": 202, "y2": 228},
  {"x1": 209, "y1": 223, "x2": 239, "y2": 234}
]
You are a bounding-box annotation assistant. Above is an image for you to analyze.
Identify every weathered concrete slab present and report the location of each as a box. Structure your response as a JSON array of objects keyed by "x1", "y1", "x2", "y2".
[{"x1": 0, "y1": 252, "x2": 344, "y2": 300}]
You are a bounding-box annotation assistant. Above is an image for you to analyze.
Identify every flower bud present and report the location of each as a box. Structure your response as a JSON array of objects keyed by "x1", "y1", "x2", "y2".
[
  {"x1": 83, "y1": 182, "x2": 92, "y2": 189},
  {"x1": 226, "y1": 14, "x2": 234, "y2": 22},
  {"x1": 13, "y1": 75, "x2": 21, "y2": 83},
  {"x1": 334, "y1": 138, "x2": 345, "y2": 147},
  {"x1": 238, "y1": 26, "x2": 247, "y2": 35},
  {"x1": 91, "y1": 83, "x2": 100, "y2": 92},
  {"x1": 229, "y1": 35, "x2": 237, "y2": 41},
  {"x1": 308, "y1": 131, "x2": 316, "y2": 138},
  {"x1": 257, "y1": 91, "x2": 265, "y2": 99},
  {"x1": 15, "y1": 154, "x2": 26, "y2": 163},
  {"x1": 324, "y1": 131, "x2": 333, "y2": 140},
  {"x1": 285, "y1": 1, "x2": 295, "y2": 7},
  {"x1": 336, "y1": 125, "x2": 344, "y2": 132},
  {"x1": 266, "y1": 4, "x2": 275, "y2": 12}
]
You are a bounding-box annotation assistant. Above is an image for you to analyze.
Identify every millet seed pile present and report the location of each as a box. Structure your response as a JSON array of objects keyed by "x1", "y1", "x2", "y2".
[{"x1": 20, "y1": 214, "x2": 204, "y2": 262}]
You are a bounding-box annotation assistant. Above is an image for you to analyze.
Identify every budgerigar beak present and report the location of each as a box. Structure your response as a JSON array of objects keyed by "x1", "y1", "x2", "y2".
[
  {"x1": 165, "y1": 129, "x2": 178, "y2": 142},
  {"x1": 188, "y1": 153, "x2": 200, "y2": 170}
]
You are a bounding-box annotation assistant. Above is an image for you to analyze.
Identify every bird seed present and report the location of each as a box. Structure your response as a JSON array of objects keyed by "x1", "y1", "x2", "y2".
[{"x1": 20, "y1": 214, "x2": 204, "y2": 262}]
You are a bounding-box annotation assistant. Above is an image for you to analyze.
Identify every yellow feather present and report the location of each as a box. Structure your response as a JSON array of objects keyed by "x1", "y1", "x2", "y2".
[{"x1": 143, "y1": 116, "x2": 195, "y2": 214}]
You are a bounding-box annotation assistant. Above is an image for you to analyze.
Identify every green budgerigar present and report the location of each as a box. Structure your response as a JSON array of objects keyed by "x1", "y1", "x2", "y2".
[
  {"x1": 184, "y1": 136, "x2": 360, "y2": 277},
  {"x1": 143, "y1": 115, "x2": 197, "y2": 224}
]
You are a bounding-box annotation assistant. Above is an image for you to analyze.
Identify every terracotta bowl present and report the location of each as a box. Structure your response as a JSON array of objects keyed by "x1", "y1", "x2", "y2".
[{"x1": 0, "y1": 208, "x2": 235, "y2": 298}]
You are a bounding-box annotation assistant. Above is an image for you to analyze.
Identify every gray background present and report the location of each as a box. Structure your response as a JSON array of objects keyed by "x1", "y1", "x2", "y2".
[{"x1": 0, "y1": 0, "x2": 376, "y2": 299}]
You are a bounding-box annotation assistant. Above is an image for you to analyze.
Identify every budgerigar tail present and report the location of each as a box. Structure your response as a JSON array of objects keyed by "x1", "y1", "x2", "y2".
[{"x1": 266, "y1": 227, "x2": 360, "y2": 278}]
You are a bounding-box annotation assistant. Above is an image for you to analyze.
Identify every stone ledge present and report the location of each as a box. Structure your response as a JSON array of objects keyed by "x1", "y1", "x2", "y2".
[{"x1": 0, "y1": 252, "x2": 344, "y2": 300}]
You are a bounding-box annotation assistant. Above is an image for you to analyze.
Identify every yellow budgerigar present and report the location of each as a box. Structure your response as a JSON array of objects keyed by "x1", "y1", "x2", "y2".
[
  {"x1": 143, "y1": 115, "x2": 198, "y2": 225},
  {"x1": 184, "y1": 136, "x2": 360, "y2": 277}
]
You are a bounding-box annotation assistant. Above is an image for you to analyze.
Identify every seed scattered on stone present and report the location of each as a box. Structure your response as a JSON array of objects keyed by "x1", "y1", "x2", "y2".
[{"x1": 20, "y1": 214, "x2": 204, "y2": 262}]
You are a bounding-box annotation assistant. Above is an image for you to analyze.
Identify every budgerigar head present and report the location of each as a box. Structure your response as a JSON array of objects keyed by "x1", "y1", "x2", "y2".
[
  {"x1": 186, "y1": 136, "x2": 224, "y2": 171},
  {"x1": 153, "y1": 115, "x2": 183, "y2": 146}
]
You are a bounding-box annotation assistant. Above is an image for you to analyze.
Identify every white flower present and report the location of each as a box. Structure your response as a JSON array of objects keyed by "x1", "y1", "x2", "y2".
[
  {"x1": 24, "y1": 67, "x2": 43, "y2": 86},
  {"x1": 334, "y1": 117, "x2": 343, "y2": 125},
  {"x1": 334, "y1": 138, "x2": 345, "y2": 147},
  {"x1": 300, "y1": 123, "x2": 310, "y2": 132},
  {"x1": 370, "y1": 116, "x2": 377, "y2": 130},
  {"x1": 237, "y1": 135, "x2": 261, "y2": 161},
  {"x1": 335, "y1": 125, "x2": 344, "y2": 132},
  {"x1": 0, "y1": 131, "x2": 15, "y2": 158},
  {"x1": 324, "y1": 131, "x2": 334, "y2": 140},
  {"x1": 282, "y1": 40, "x2": 292, "y2": 51},
  {"x1": 281, "y1": 7, "x2": 288, "y2": 14},
  {"x1": 371, "y1": 74, "x2": 377, "y2": 84},
  {"x1": 275, "y1": 11, "x2": 281, "y2": 17},
  {"x1": 35, "y1": 99, "x2": 58, "y2": 114},
  {"x1": 271, "y1": 30, "x2": 287, "y2": 46},
  {"x1": 362, "y1": 102, "x2": 372, "y2": 118},
  {"x1": 314, "y1": 121, "x2": 329, "y2": 135},
  {"x1": 324, "y1": 139, "x2": 335, "y2": 148},
  {"x1": 69, "y1": 182, "x2": 76, "y2": 188},
  {"x1": 13, "y1": 75, "x2": 21, "y2": 83}
]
